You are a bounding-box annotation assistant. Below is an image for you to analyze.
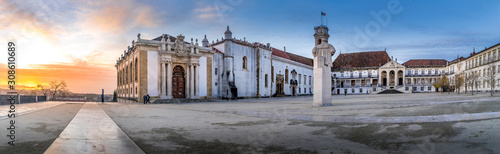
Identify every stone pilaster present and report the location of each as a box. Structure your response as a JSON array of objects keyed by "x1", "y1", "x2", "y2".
[
  {"x1": 190, "y1": 64, "x2": 194, "y2": 98},
  {"x1": 195, "y1": 63, "x2": 200, "y2": 98},
  {"x1": 166, "y1": 62, "x2": 172, "y2": 98},
  {"x1": 207, "y1": 57, "x2": 212, "y2": 98},
  {"x1": 161, "y1": 63, "x2": 167, "y2": 98}
]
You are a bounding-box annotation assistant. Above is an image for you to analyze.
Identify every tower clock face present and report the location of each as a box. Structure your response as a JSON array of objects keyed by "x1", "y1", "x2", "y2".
[{"x1": 317, "y1": 29, "x2": 322, "y2": 33}]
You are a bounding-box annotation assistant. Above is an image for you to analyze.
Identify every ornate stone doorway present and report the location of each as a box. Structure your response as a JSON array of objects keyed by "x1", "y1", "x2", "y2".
[
  {"x1": 275, "y1": 74, "x2": 285, "y2": 96},
  {"x1": 172, "y1": 66, "x2": 185, "y2": 98}
]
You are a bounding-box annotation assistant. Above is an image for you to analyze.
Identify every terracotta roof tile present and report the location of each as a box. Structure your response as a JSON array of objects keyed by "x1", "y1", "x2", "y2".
[
  {"x1": 212, "y1": 47, "x2": 223, "y2": 54},
  {"x1": 403, "y1": 59, "x2": 448, "y2": 67},
  {"x1": 286, "y1": 52, "x2": 313, "y2": 67},
  {"x1": 272, "y1": 48, "x2": 291, "y2": 60},
  {"x1": 332, "y1": 51, "x2": 390, "y2": 69}
]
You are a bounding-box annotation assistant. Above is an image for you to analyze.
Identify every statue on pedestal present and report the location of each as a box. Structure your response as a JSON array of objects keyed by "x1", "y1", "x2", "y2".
[{"x1": 312, "y1": 26, "x2": 336, "y2": 106}]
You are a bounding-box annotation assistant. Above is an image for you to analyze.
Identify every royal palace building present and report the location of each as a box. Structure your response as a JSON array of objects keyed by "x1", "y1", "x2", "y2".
[
  {"x1": 116, "y1": 26, "x2": 321, "y2": 101},
  {"x1": 331, "y1": 43, "x2": 500, "y2": 94}
]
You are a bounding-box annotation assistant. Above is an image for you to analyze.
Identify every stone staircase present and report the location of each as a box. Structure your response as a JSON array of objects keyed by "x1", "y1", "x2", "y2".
[
  {"x1": 152, "y1": 98, "x2": 216, "y2": 104},
  {"x1": 377, "y1": 89, "x2": 404, "y2": 94}
]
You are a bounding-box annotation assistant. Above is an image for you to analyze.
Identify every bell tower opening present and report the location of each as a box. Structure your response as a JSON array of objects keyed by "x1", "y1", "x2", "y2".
[{"x1": 313, "y1": 26, "x2": 330, "y2": 46}]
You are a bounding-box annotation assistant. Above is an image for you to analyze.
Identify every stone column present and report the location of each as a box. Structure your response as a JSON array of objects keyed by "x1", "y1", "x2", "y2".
[
  {"x1": 386, "y1": 70, "x2": 390, "y2": 87},
  {"x1": 395, "y1": 70, "x2": 398, "y2": 86},
  {"x1": 403, "y1": 72, "x2": 406, "y2": 87},
  {"x1": 190, "y1": 64, "x2": 194, "y2": 98},
  {"x1": 195, "y1": 64, "x2": 200, "y2": 98},
  {"x1": 378, "y1": 70, "x2": 382, "y2": 86},
  {"x1": 161, "y1": 63, "x2": 166, "y2": 98},
  {"x1": 167, "y1": 62, "x2": 172, "y2": 98},
  {"x1": 186, "y1": 64, "x2": 190, "y2": 98}
]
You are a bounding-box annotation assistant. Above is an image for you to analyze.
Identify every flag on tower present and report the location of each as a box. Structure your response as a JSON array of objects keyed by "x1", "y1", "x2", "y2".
[{"x1": 321, "y1": 11, "x2": 326, "y2": 16}]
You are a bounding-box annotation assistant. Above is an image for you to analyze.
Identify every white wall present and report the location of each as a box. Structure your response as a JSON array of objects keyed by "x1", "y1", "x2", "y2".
[
  {"x1": 212, "y1": 53, "x2": 223, "y2": 98},
  {"x1": 271, "y1": 56, "x2": 313, "y2": 96},
  {"x1": 199, "y1": 56, "x2": 207, "y2": 97},
  {"x1": 147, "y1": 51, "x2": 159, "y2": 96},
  {"x1": 232, "y1": 43, "x2": 258, "y2": 97}
]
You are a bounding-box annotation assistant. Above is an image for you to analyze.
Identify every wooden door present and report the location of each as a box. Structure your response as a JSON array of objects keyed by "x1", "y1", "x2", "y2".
[{"x1": 172, "y1": 66, "x2": 185, "y2": 98}]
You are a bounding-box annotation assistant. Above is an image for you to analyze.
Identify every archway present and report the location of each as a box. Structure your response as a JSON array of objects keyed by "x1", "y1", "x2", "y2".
[
  {"x1": 172, "y1": 65, "x2": 185, "y2": 98},
  {"x1": 382, "y1": 71, "x2": 387, "y2": 86},
  {"x1": 398, "y1": 70, "x2": 403, "y2": 86},
  {"x1": 275, "y1": 74, "x2": 285, "y2": 96}
]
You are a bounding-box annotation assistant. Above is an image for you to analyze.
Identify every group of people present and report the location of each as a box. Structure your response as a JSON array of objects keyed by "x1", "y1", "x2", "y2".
[{"x1": 143, "y1": 94, "x2": 150, "y2": 104}]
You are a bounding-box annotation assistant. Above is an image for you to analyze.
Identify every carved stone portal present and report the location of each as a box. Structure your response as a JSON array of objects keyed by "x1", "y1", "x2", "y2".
[{"x1": 274, "y1": 74, "x2": 285, "y2": 97}]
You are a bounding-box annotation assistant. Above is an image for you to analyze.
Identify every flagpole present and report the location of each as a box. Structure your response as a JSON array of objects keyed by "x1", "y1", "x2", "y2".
[{"x1": 321, "y1": 12, "x2": 323, "y2": 26}]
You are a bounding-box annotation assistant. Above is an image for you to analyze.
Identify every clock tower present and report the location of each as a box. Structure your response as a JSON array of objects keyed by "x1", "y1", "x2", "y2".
[{"x1": 314, "y1": 26, "x2": 330, "y2": 46}]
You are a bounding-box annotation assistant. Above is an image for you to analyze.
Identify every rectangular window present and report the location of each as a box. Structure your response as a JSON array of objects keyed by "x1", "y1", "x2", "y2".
[
  {"x1": 215, "y1": 68, "x2": 217, "y2": 75},
  {"x1": 299, "y1": 74, "x2": 301, "y2": 84},
  {"x1": 265, "y1": 74, "x2": 268, "y2": 87},
  {"x1": 304, "y1": 76, "x2": 306, "y2": 85},
  {"x1": 309, "y1": 76, "x2": 312, "y2": 85}
]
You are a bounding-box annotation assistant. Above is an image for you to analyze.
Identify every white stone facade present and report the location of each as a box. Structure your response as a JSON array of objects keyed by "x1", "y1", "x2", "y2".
[{"x1": 116, "y1": 26, "x2": 315, "y2": 102}]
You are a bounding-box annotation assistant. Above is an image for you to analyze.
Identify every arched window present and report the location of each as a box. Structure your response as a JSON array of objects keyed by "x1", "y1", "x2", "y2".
[
  {"x1": 125, "y1": 66, "x2": 128, "y2": 83},
  {"x1": 129, "y1": 63, "x2": 134, "y2": 83},
  {"x1": 135, "y1": 58, "x2": 138, "y2": 81},
  {"x1": 242, "y1": 56, "x2": 247, "y2": 70}
]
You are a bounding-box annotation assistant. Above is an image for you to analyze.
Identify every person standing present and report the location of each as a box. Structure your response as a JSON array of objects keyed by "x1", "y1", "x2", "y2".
[
  {"x1": 101, "y1": 89, "x2": 105, "y2": 103},
  {"x1": 146, "y1": 94, "x2": 151, "y2": 104},
  {"x1": 143, "y1": 95, "x2": 147, "y2": 104}
]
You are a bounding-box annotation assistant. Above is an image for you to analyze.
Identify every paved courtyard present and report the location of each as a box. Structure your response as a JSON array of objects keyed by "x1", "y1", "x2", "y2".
[{"x1": 1, "y1": 93, "x2": 499, "y2": 153}]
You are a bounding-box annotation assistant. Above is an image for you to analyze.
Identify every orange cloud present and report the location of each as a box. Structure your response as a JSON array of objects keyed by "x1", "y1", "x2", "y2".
[
  {"x1": 0, "y1": 62, "x2": 116, "y2": 94},
  {"x1": 78, "y1": 0, "x2": 162, "y2": 34},
  {"x1": 0, "y1": 0, "x2": 63, "y2": 44}
]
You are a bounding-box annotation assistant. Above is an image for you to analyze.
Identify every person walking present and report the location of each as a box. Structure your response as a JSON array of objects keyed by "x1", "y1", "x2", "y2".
[
  {"x1": 143, "y1": 95, "x2": 147, "y2": 104},
  {"x1": 146, "y1": 94, "x2": 151, "y2": 104}
]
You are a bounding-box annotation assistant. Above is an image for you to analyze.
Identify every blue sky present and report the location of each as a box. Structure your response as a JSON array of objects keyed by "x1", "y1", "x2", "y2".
[
  {"x1": 139, "y1": 0, "x2": 500, "y2": 62},
  {"x1": 1, "y1": 0, "x2": 499, "y2": 93}
]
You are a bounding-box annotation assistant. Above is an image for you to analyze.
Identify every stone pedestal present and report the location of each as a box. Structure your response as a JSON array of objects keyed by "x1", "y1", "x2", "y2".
[{"x1": 312, "y1": 42, "x2": 335, "y2": 106}]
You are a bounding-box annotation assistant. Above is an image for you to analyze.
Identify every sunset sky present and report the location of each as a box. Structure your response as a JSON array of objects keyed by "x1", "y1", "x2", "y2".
[{"x1": 1, "y1": 0, "x2": 500, "y2": 94}]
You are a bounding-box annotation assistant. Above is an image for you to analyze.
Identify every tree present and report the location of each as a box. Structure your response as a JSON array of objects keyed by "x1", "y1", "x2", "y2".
[
  {"x1": 36, "y1": 83, "x2": 50, "y2": 96},
  {"x1": 466, "y1": 71, "x2": 479, "y2": 95},
  {"x1": 455, "y1": 74, "x2": 464, "y2": 95},
  {"x1": 50, "y1": 80, "x2": 67, "y2": 101},
  {"x1": 484, "y1": 64, "x2": 497, "y2": 96},
  {"x1": 438, "y1": 75, "x2": 450, "y2": 93},
  {"x1": 432, "y1": 83, "x2": 440, "y2": 92},
  {"x1": 113, "y1": 90, "x2": 118, "y2": 102}
]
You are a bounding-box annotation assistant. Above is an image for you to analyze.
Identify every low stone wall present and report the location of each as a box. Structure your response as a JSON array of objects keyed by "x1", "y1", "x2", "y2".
[{"x1": 0, "y1": 95, "x2": 47, "y2": 105}]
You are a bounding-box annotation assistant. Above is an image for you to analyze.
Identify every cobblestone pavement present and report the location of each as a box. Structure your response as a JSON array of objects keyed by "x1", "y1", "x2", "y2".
[
  {"x1": 100, "y1": 93, "x2": 500, "y2": 153},
  {"x1": 0, "y1": 101, "x2": 76, "y2": 120}
]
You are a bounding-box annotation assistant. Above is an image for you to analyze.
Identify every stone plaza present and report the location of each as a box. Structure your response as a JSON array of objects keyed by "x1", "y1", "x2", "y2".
[{"x1": 1, "y1": 93, "x2": 499, "y2": 153}]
